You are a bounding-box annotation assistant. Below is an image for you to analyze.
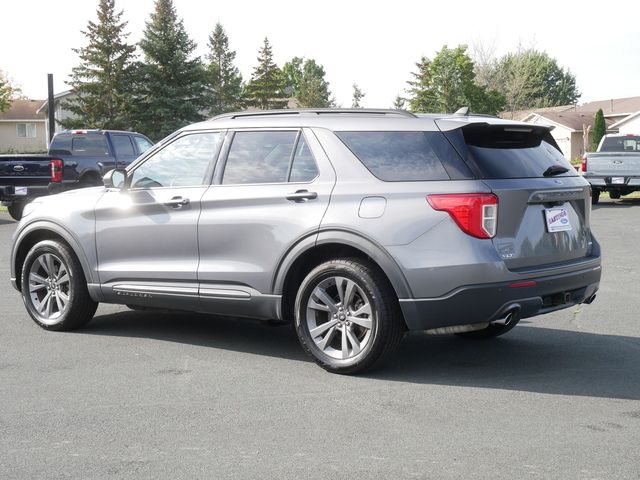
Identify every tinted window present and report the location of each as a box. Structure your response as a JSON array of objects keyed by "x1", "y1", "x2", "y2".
[
  {"x1": 134, "y1": 136, "x2": 154, "y2": 154},
  {"x1": 336, "y1": 131, "x2": 450, "y2": 181},
  {"x1": 600, "y1": 136, "x2": 640, "y2": 152},
  {"x1": 71, "y1": 135, "x2": 110, "y2": 155},
  {"x1": 289, "y1": 135, "x2": 319, "y2": 182},
  {"x1": 49, "y1": 134, "x2": 72, "y2": 153},
  {"x1": 130, "y1": 132, "x2": 222, "y2": 188},
  {"x1": 112, "y1": 135, "x2": 135, "y2": 156},
  {"x1": 447, "y1": 125, "x2": 577, "y2": 179},
  {"x1": 223, "y1": 131, "x2": 297, "y2": 184}
]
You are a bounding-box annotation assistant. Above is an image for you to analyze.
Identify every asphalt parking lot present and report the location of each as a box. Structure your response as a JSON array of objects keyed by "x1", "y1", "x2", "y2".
[{"x1": 1, "y1": 199, "x2": 639, "y2": 480}]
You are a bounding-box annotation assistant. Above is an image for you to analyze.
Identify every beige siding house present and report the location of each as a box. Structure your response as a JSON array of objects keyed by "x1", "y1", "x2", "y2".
[
  {"x1": 610, "y1": 111, "x2": 640, "y2": 135},
  {"x1": 0, "y1": 99, "x2": 47, "y2": 153},
  {"x1": 36, "y1": 90, "x2": 77, "y2": 135}
]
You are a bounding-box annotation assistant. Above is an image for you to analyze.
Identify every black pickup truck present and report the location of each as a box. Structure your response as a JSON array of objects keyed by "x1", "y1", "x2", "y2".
[{"x1": 1, "y1": 129, "x2": 153, "y2": 220}]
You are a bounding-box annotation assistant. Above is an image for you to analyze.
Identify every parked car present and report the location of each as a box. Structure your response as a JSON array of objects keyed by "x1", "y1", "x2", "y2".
[
  {"x1": 9, "y1": 109, "x2": 601, "y2": 374},
  {"x1": 0, "y1": 129, "x2": 153, "y2": 220},
  {"x1": 582, "y1": 133, "x2": 640, "y2": 204}
]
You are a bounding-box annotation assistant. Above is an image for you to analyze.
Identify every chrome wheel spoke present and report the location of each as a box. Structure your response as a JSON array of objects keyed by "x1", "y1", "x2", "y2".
[
  {"x1": 308, "y1": 299, "x2": 330, "y2": 312},
  {"x1": 312, "y1": 287, "x2": 338, "y2": 314},
  {"x1": 317, "y1": 325, "x2": 338, "y2": 350},
  {"x1": 341, "y1": 326, "x2": 349, "y2": 359},
  {"x1": 346, "y1": 327, "x2": 361, "y2": 356},
  {"x1": 38, "y1": 255, "x2": 51, "y2": 276},
  {"x1": 58, "y1": 290, "x2": 70, "y2": 304},
  {"x1": 335, "y1": 277, "x2": 357, "y2": 308},
  {"x1": 310, "y1": 319, "x2": 339, "y2": 339},
  {"x1": 29, "y1": 273, "x2": 48, "y2": 292},
  {"x1": 54, "y1": 294, "x2": 65, "y2": 312},
  {"x1": 347, "y1": 315, "x2": 372, "y2": 329},
  {"x1": 45, "y1": 254, "x2": 56, "y2": 278},
  {"x1": 352, "y1": 303, "x2": 372, "y2": 317},
  {"x1": 37, "y1": 292, "x2": 52, "y2": 314},
  {"x1": 56, "y1": 264, "x2": 69, "y2": 285}
]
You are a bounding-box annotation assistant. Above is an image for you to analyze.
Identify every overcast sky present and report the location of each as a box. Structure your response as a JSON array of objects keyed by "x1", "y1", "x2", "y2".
[{"x1": 2, "y1": 0, "x2": 639, "y2": 108}]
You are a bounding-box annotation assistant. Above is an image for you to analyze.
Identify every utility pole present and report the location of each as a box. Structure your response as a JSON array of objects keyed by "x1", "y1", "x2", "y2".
[{"x1": 47, "y1": 74, "x2": 55, "y2": 142}]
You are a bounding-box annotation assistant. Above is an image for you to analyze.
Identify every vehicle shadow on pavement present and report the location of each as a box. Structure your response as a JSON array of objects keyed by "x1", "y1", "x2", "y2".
[
  {"x1": 373, "y1": 327, "x2": 640, "y2": 400},
  {"x1": 0, "y1": 218, "x2": 15, "y2": 226},
  {"x1": 83, "y1": 310, "x2": 640, "y2": 401},
  {"x1": 593, "y1": 198, "x2": 640, "y2": 209}
]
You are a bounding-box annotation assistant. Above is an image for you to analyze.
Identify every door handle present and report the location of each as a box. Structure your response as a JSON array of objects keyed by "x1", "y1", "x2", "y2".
[
  {"x1": 164, "y1": 196, "x2": 190, "y2": 208},
  {"x1": 286, "y1": 190, "x2": 318, "y2": 202}
]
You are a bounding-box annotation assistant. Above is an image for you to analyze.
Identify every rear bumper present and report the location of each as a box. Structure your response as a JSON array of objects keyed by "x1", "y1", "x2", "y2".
[
  {"x1": 399, "y1": 264, "x2": 601, "y2": 330},
  {"x1": 585, "y1": 175, "x2": 640, "y2": 188},
  {"x1": 0, "y1": 183, "x2": 66, "y2": 203}
]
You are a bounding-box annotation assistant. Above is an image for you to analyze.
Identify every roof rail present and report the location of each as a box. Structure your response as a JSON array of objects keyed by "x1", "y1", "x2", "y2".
[{"x1": 211, "y1": 108, "x2": 417, "y2": 120}]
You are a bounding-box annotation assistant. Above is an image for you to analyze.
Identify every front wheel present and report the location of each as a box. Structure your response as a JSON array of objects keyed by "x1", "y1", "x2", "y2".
[
  {"x1": 294, "y1": 258, "x2": 404, "y2": 374},
  {"x1": 21, "y1": 240, "x2": 98, "y2": 331},
  {"x1": 7, "y1": 201, "x2": 25, "y2": 221}
]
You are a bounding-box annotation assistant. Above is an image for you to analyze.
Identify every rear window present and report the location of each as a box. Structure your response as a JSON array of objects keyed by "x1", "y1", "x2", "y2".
[
  {"x1": 445, "y1": 125, "x2": 577, "y2": 179},
  {"x1": 599, "y1": 136, "x2": 640, "y2": 152},
  {"x1": 50, "y1": 134, "x2": 109, "y2": 156},
  {"x1": 335, "y1": 131, "x2": 452, "y2": 181}
]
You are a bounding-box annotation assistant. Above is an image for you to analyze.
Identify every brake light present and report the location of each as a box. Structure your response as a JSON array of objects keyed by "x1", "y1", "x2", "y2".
[
  {"x1": 427, "y1": 193, "x2": 498, "y2": 239},
  {"x1": 50, "y1": 159, "x2": 63, "y2": 182},
  {"x1": 581, "y1": 154, "x2": 587, "y2": 172}
]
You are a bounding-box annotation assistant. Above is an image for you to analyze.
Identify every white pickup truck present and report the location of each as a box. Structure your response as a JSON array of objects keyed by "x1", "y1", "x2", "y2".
[{"x1": 582, "y1": 134, "x2": 640, "y2": 204}]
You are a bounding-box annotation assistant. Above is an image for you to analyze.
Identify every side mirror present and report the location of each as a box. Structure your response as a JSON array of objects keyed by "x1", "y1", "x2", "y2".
[{"x1": 103, "y1": 168, "x2": 127, "y2": 189}]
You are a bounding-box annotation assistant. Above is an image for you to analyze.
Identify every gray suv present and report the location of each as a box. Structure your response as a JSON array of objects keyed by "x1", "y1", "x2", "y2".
[{"x1": 9, "y1": 109, "x2": 601, "y2": 374}]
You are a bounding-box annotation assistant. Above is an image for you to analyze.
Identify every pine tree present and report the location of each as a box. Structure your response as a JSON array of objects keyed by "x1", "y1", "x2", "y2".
[
  {"x1": 246, "y1": 38, "x2": 287, "y2": 110},
  {"x1": 133, "y1": 0, "x2": 205, "y2": 140},
  {"x1": 392, "y1": 95, "x2": 405, "y2": 110},
  {"x1": 62, "y1": 0, "x2": 136, "y2": 129},
  {"x1": 282, "y1": 57, "x2": 333, "y2": 108},
  {"x1": 591, "y1": 108, "x2": 606, "y2": 151},
  {"x1": 352, "y1": 83, "x2": 364, "y2": 108},
  {"x1": 204, "y1": 23, "x2": 244, "y2": 116}
]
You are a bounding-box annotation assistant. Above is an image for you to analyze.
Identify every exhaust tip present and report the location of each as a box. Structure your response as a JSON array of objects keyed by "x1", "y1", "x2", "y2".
[{"x1": 583, "y1": 294, "x2": 597, "y2": 305}]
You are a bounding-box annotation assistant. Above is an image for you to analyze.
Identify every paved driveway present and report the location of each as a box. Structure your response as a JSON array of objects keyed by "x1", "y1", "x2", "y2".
[{"x1": 1, "y1": 199, "x2": 639, "y2": 479}]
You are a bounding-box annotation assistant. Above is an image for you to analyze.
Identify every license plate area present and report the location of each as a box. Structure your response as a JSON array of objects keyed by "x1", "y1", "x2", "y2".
[
  {"x1": 611, "y1": 177, "x2": 625, "y2": 185},
  {"x1": 13, "y1": 186, "x2": 28, "y2": 196},
  {"x1": 544, "y1": 207, "x2": 572, "y2": 232}
]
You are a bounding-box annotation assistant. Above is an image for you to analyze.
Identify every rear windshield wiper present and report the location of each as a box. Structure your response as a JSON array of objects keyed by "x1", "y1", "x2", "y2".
[{"x1": 543, "y1": 165, "x2": 569, "y2": 177}]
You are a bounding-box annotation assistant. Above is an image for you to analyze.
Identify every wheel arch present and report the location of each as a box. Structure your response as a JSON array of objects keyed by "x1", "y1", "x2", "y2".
[
  {"x1": 11, "y1": 221, "x2": 96, "y2": 293},
  {"x1": 273, "y1": 229, "x2": 412, "y2": 323}
]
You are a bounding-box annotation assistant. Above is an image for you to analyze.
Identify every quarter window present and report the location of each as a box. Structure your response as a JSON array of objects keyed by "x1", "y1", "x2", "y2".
[
  {"x1": 130, "y1": 132, "x2": 222, "y2": 188},
  {"x1": 289, "y1": 135, "x2": 319, "y2": 182},
  {"x1": 134, "y1": 136, "x2": 154, "y2": 154}
]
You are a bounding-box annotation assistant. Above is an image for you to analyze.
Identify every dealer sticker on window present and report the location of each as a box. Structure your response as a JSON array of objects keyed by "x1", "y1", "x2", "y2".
[{"x1": 545, "y1": 208, "x2": 572, "y2": 232}]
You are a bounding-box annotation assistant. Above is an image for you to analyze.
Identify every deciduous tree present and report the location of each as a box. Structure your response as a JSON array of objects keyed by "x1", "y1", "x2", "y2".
[
  {"x1": 282, "y1": 57, "x2": 333, "y2": 108},
  {"x1": 352, "y1": 83, "x2": 364, "y2": 108},
  {"x1": 0, "y1": 70, "x2": 21, "y2": 112}
]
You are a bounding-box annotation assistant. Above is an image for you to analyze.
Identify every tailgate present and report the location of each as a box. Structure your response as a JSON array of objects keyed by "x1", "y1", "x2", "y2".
[
  {"x1": 0, "y1": 155, "x2": 53, "y2": 187},
  {"x1": 440, "y1": 122, "x2": 593, "y2": 271},
  {"x1": 586, "y1": 152, "x2": 640, "y2": 175}
]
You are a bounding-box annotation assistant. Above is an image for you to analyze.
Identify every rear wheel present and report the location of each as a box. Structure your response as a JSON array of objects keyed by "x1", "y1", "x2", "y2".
[
  {"x1": 294, "y1": 258, "x2": 404, "y2": 374},
  {"x1": 456, "y1": 315, "x2": 520, "y2": 339},
  {"x1": 7, "y1": 201, "x2": 25, "y2": 221},
  {"x1": 20, "y1": 240, "x2": 98, "y2": 331},
  {"x1": 609, "y1": 190, "x2": 621, "y2": 200},
  {"x1": 591, "y1": 189, "x2": 600, "y2": 205}
]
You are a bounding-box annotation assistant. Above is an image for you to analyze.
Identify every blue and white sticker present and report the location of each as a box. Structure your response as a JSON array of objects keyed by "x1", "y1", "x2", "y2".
[{"x1": 545, "y1": 208, "x2": 572, "y2": 232}]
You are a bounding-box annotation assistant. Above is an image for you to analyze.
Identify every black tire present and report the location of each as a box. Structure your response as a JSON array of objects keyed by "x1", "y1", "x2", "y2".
[
  {"x1": 7, "y1": 201, "x2": 25, "y2": 221},
  {"x1": 609, "y1": 190, "x2": 621, "y2": 200},
  {"x1": 591, "y1": 189, "x2": 600, "y2": 205},
  {"x1": 20, "y1": 240, "x2": 98, "y2": 331},
  {"x1": 78, "y1": 174, "x2": 103, "y2": 189},
  {"x1": 455, "y1": 315, "x2": 519, "y2": 339},
  {"x1": 294, "y1": 258, "x2": 404, "y2": 374}
]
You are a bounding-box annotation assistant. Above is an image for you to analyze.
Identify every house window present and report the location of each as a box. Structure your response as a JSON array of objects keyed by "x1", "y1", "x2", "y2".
[{"x1": 17, "y1": 123, "x2": 37, "y2": 138}]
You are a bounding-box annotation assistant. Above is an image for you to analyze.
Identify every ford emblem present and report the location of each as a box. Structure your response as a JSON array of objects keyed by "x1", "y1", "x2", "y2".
[{"x1": 13, "y1": 165, "x2": 25, "y2": 172}]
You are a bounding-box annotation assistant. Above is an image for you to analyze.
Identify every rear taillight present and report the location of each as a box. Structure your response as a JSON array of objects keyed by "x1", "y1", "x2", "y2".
[
  {"x1": 427, "y1": 193, "x2": 498, "y2": 239},
  {"x1": 581, "y1": 154, "x2": 587, "y2": 172},
  {"x1": 50, "y1": 159, "x2": 63, "y2": 182}
]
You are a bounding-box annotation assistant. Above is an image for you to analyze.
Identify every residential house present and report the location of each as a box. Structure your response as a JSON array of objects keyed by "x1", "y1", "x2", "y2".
[
  {"x1": 610, "y1": 111, "x2": 640, "y2": 135},
  {"x1": 0, "y1": 99, "x2": 47, "y2": 153},
  {"x1": 36, "y1": 90, "x2": 77, "y2": 137}
]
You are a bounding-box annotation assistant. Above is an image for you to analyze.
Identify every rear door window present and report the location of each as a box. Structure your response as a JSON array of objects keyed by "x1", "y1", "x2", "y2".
[
  {"x1": 112, "y1": 134, "x2": 135, "y2": 156},
  {"x1": 445, "y1": 125, "x2": 577, "y2": 179},
  {"x1": 335, "y1": 131, "x2": 452, "y2": 181}
]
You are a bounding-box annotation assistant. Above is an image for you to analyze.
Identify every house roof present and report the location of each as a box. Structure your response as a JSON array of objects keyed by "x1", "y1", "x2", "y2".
[
  {"x1": 574, "y1": 96, "x2": 640, "y2": 116},
  {"x1": 609, "y1": 110, "x2": 640, "y2": 130},
  {"x1": 524, "y1": 111, "x2": 617, "y2": 132},
  {"x1": 499, "y1": 105, "x2": 574, "y2": 121},
  {"x1": 0, "y1": 99, "x2": 46, "y2": 121},
  {"x1": 36, "y1": 90, "x2": 74, "y2": 115}
]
